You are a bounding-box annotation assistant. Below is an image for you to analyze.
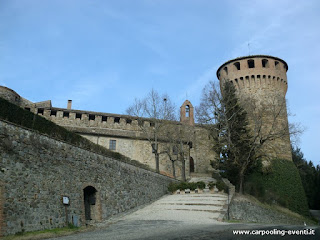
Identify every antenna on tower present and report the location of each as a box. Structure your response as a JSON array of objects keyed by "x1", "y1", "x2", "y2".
[{"x1": 248, "y1": 42, "x2": 251, "y2": 56}]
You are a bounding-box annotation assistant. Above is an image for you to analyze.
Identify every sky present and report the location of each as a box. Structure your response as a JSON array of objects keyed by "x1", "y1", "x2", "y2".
[{"x1": 0, "y1": 0, "x2": 319, "y2": 166}]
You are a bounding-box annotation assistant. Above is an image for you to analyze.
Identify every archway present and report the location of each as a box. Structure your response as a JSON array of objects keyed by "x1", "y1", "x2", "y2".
[
  {"x1": 83, "y1": 186, "x2": 97, "y2": 221},
  {"x1": 189, "y1": 157, "x2": 195, "y2": 173}
]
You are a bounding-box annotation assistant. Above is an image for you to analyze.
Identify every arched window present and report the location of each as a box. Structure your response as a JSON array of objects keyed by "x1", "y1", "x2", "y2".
[
  {"x1": 190, "y1": 157, "x2": 194, "y2": 173},
  {"x1": 262, "y1": 59, "x2": 269, "y2": 68},
  {"x1": 234, "y1": 62, "x2": 240, "y2": 70},
  {"x1": 186, "y1": 105, "x2": 190, "y2": 118},
  {"x1": 223, "y1": 66, "x2": 228, "y2": 75}
]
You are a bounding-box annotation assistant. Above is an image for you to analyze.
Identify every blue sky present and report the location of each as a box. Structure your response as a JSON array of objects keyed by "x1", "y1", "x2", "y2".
[{"x1": 1, "y1": 0, "x2": 319, "y2": 166}]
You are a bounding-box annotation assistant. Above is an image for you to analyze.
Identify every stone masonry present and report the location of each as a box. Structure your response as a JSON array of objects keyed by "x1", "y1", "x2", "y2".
[
  {"x1": 216, "y1": 55, "x2": 292, "y2": 161},
  {"x1": 0, "y1": 120, "x2": 177, "y2": 236},
  {"x1": 0, "y1": 86, "x2": 216, "y2": 179}
]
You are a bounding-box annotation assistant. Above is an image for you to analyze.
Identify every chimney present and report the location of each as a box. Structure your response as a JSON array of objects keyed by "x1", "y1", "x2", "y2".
[{"x1": 67, "y1": 100, "x2": 72, "y2": 109}]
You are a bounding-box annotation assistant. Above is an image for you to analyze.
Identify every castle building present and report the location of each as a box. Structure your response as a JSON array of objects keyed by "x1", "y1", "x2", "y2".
[
  {"x1": 216, "y1": 55, "x2": 292, "y2": 161},
  {"x1": 0, "y1": 86, "x2": 216, "y2": 179}
]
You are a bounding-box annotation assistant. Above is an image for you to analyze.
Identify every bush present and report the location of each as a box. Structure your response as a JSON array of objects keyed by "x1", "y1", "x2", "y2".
[
  {"x1": 244, "y1": 159, "x2": 310, "y2": 217},
  {"x1": 196, "y1": 181, "x2": 206, "y2": 190},
  {"x1": 216, "y1": 180, "x2": 229, "y2": 193},
  {"x1": 167, "y1": 181, "x2": 206, "y2": 192},
  {"x1": 208, "y1": 182, "x2": 215, "y2": 190}
]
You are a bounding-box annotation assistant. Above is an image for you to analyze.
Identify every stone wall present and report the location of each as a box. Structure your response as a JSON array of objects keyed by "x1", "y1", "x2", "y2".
[
  {"x1": 0, "y1": 120, "x2": 177, "y2": 236},
  {"x1": 227, "y1": 194, "x2": 306, "y2": 225},
  {"x1": 217, "y1": 55, "x2": 292, "y2": 161},
  {"x1": 0, "y1": 86, "x2": 217, "y2": 179}
]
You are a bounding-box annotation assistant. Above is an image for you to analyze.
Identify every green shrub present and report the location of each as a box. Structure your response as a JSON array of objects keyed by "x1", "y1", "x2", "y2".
[
  {"x1": 196, "y1": 181, "x2": 206, "y2": 189},
  {"x1": 167, "y1": 181, "x2": 206, "y2": 192},
  {"x1": 168, "y1": 182, "x2": 179, "y2": 192},
  {"x1": 208, "y1": 182, "x2": 215, "y2": 190},
  {"x1": 216, "y1": 180, "x2": 229, "y2": 193},
  {"x1": 244, "y1": 159, "x2": 310, "y2": 217}
]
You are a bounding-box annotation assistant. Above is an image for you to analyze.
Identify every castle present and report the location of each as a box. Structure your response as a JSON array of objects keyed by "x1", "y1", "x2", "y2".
[
  {"x1": 0, "y1": 55, "x2": 293, "y2": 236},
  {"x1": 0, "y1": 86, "x2": 216, "y2": 180},
  {"x1": 216, "y1": 55, "x2": 292, "y2": 161},
  {"x1": 0, "y1": 55, "x2": 293, "y2": 177}
]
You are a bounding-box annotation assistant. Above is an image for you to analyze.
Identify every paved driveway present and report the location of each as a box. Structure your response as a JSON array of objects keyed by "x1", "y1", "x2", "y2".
[{"x1": 50, "y1": 194, "x2": 319, "y2": 240}]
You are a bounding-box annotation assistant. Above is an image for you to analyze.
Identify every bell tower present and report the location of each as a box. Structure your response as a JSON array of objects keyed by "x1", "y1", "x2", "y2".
[{"x1": 180, "y1": 100, "x2": 194, "y2": 126}]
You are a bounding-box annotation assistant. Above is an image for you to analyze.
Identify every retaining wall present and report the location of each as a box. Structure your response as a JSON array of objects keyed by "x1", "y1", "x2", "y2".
[{"x1": 0, "y1": 120, "x2": 176, "y2": 236}]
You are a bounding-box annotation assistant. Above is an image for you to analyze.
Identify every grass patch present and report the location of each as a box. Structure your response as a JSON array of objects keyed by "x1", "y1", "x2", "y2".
[
  {"x1": 2, "y1": 225, "x2": 90, "y2": 240},
  {"x1": 233, "y1": 194, "x2": 317, "y2": 225}
]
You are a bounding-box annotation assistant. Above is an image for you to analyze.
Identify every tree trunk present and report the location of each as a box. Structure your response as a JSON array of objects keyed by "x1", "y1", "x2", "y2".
[
  {"x1": 155, "y1": 152, "x2": 160, "y2": 173},
  {"x1": 181, "y1": 153, "x2": 186, "y2": 181},
  {"x1": 238, "y1": 167, "x2": 245, "y2": 194}
]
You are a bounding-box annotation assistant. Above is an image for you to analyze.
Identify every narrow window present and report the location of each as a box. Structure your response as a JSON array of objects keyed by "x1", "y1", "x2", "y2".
[
  {"x1": 172, "y1": 146, "x2": 178, "y2": 155},
  {"x1": 234, "y1": 62, "x2": 240, "y2": 70},
  {"x1": 89, "y1": 114, "x2": 95, "y2": 120},
  {"x1": 223, "y1": 66, "x2": 228, "y2": 75},
  {"x1": 126, "y1": 119, "x2": 132, "y2": 124},
  {"x1": 248, "y1": 59, "x2": 255, "y2": 68},
  {"x1": 101, "y1": 116, "x2": 107, "y2": 122},
  {"x1": 109, "y1": 140, "x2": 116, "y2": 150},
  {"x1": 262, "y1": 59, "x2": 269, "y2": 68},
  {"x1": 185, "y1": 105, "x2": 190, "y2": 117},
  {"x1": 63, "y1": 111, "x2": 69, "y2": 118},
  {"x1": 114, "y1": 117, "x2": 120, "y2": 123},
  {"x1": 25, "y1": 107, "x2": 31, "y2": 112},
  {"x1": 50, "y1": 110, "x2": 57, "y2": 116},
  {"x1": 150, "y1": 122, "x2": 155, "y2": 127},
  {"x1": 76, "y1": 113, "x2": 82, "y2": 119}
]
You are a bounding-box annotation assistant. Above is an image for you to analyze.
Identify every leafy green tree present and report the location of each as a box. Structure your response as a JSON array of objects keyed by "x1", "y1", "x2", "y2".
[{"x1": 292, "y1": 146, "x2": 320, "y2": 209}]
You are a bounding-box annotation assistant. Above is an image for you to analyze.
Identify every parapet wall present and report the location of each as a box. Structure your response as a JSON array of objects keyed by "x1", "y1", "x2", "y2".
[
  {"x1": 0, "y1": 120, "x2": 176, "y2": 236},
  {"x1": 217, "y1": 55, "x2": 288, "y2": 97}
]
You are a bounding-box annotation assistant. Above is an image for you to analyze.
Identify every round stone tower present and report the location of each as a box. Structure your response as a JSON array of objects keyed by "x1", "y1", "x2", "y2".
[{"x1": 216, "y1": 55, "x2": 292, "y2": 161}]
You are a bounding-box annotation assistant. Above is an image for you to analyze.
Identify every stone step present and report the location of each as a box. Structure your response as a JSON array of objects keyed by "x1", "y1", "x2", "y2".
[{"x1": 159, "y1": 204, "x2": 225, "y2": 211}]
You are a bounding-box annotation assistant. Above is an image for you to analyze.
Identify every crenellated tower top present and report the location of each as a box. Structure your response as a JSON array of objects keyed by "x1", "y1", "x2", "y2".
[{"x1": 216, "y1": 55, "x2": 289, "y2": 98}]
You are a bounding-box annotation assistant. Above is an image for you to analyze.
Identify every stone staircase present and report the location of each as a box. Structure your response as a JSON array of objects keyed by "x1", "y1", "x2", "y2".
[
  {"x1": 123, "y1": 192, "x2": 229, "y2": 224},
  {"x1": 122, "y1": 174, "x2": 235, "y2": 224}
]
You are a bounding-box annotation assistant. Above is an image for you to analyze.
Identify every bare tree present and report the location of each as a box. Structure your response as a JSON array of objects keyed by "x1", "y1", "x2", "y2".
[
  {"x1": 126, "y1": 89, "x2": 176, "y2": 173},
  {"x1": 160, "y1": 123, "x2": 194, "y2": 181},
  {"x1": 196, "y1": 81, "x2": 303, "y2": 193}
]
